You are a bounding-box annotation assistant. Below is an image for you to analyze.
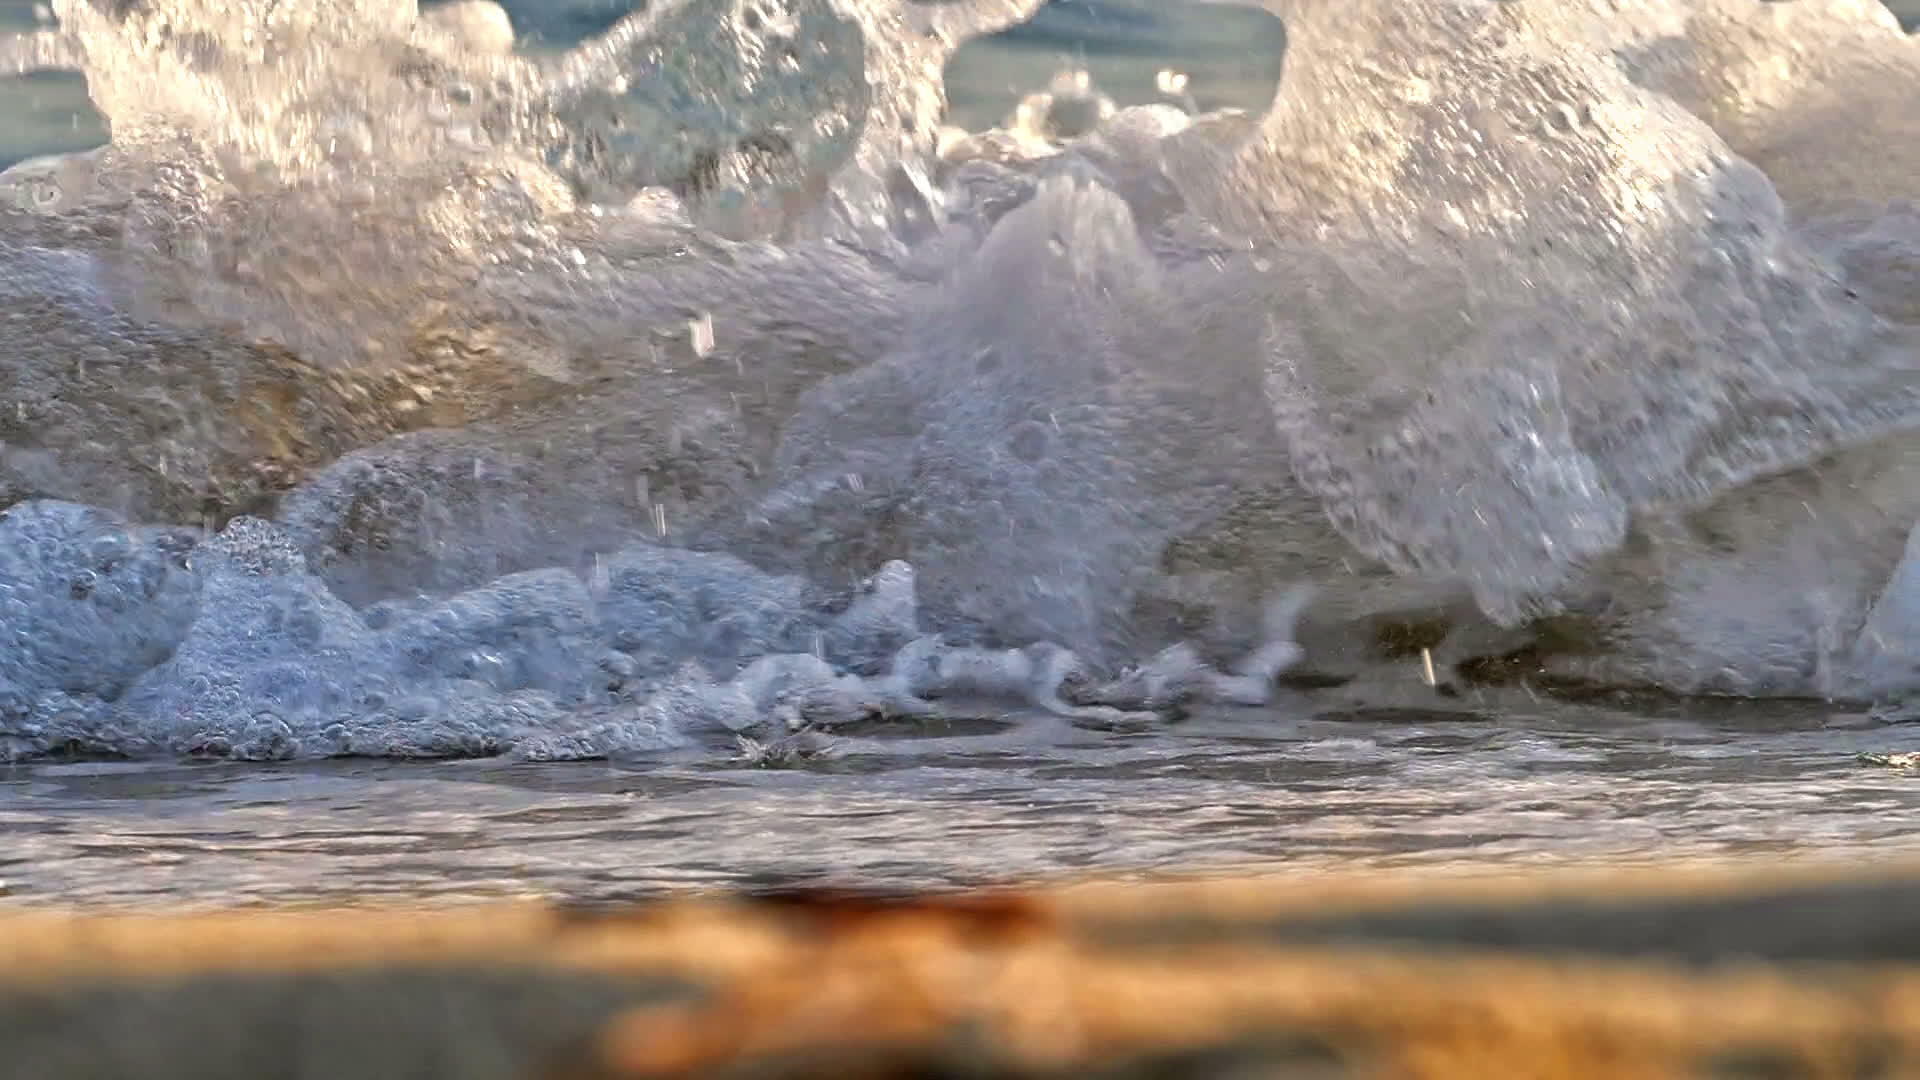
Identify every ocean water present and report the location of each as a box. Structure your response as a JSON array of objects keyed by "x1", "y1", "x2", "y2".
[
  {"x1": 3, "y1": 0, "x2": 1920, "y2": 907},
  {"x1": 10, "y1": 700, "x2": 1920, "y2": 907}
]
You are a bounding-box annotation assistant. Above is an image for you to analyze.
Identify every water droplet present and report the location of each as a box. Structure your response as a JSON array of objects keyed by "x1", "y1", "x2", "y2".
[{"x1": 689, "y1": 312, "x2": 715, "y2": 357}]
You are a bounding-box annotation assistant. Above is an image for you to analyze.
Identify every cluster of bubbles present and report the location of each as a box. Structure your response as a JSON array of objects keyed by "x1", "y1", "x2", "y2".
[
  {"x1": 2, "y1": 0, "x2": 1920, "y2": 761},
  {"x1": 0, "y1": 500, "x2": 1311, "y2": 761}
]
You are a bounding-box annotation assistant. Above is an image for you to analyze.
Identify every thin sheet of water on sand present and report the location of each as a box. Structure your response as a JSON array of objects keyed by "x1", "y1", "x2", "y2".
[{"x1": 4, "y1": 699, "x2": 1919, "y2": 907}]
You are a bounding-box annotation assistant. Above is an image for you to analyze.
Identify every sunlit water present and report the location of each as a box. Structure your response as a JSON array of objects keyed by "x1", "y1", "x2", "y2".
[
  {"x1": 7, "y1": 696, "x2": 1920, "y2": 907},
  {"x1": 4, "y1": 0, "x2": 1920, "y2": 908}
]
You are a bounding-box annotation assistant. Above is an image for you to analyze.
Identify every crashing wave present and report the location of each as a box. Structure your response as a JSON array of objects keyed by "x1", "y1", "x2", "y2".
[{"x1": 3, "y1": 0, "x2": 1920, "y2": 760}]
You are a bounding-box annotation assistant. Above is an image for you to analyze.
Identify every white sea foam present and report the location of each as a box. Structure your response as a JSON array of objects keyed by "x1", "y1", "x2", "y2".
[{"x1": 3, "y1": 0, "x2": 1920, "y2": 760}]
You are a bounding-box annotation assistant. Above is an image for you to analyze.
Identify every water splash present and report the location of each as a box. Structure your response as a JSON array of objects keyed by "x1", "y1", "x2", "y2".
[{"x1": 4, "y1": 0, "x2": 1920, "y2": 762}]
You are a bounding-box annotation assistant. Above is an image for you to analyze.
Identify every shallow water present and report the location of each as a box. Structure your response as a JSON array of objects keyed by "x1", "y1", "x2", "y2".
[
  {"x1": 5, "y1": 0, "x2": 1920, "y2": 909},
  {"x1": 6, "y1": 693, "x2": 1920, "y2": 907}
]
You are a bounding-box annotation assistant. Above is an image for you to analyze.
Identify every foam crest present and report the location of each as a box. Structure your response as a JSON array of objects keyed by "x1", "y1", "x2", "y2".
[
  {"x1": 746, "y1": 171, "x2": 1285, "y2": 662},
  {"x1": 0, "y1": 0, "x2": 1034, "y2": 367},
  {"x1": 1177, "y1": 0, "x2": 1920, "y2": 623}
]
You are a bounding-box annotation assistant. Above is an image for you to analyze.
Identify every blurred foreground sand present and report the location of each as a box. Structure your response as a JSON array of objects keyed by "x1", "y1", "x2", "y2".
[{"x1": 7, "y1": 859, "x2": 1920, "y2": 1078}]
